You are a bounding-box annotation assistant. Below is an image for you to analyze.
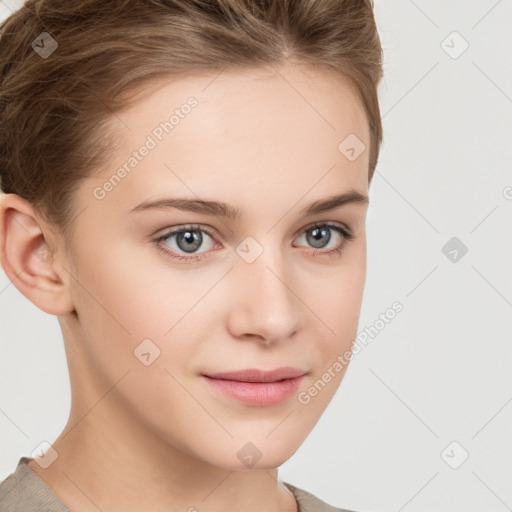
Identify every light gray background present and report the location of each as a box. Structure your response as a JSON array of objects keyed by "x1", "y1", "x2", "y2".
[{"x1": 1, "y1": 1, "x2": 511, "y2": 511}]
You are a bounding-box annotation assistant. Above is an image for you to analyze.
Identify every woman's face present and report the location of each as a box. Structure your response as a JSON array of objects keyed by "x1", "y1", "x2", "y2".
[{"x1": 60, "y1": 62, "x2": 370, "y2": 470}]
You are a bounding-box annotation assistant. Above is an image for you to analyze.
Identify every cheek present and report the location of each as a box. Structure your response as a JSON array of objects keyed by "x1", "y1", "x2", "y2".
[
  {"x1": 69, "y1": 238, "x2": 164, "y2": 374},
  {"x1": 309, "y1": 240, "x2": 366, "y2": 332},
  {"x1": 313, "y1": 279, "x2": 365, "y2": 362},
  {"x1": 71, "y1": 237, "x2": 211, "y2": 376}
]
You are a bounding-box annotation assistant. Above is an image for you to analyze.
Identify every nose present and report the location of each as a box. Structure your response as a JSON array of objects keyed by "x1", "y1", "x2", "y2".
[{"x1": 226, "y1": 247, "x2": 303, "y2": 346}]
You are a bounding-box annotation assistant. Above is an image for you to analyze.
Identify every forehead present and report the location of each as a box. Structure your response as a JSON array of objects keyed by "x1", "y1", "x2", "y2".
[{"x1": 80, "y1": 62, "x2": 370, "y2": 217}]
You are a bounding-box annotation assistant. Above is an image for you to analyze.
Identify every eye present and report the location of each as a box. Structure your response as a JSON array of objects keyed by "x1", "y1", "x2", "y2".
[
  {"x1": 154, "y1": 224, "x2": 217, "y2": 262},
  {"x1": 153, "y1": 222, "x2": 354, "y2": 262},
  {"x1": 294, "y1": 222, "x2": 354, "y2": 258}
]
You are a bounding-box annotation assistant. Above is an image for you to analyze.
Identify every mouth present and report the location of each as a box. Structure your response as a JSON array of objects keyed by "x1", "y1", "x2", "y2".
[{"x1": 201, "y1": 367, "x2": 307, "y2": 407}]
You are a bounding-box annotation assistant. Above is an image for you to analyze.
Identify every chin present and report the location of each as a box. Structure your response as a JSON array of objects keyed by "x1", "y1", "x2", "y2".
[{"x1": 195, "y1": 438, "x2": 299, "y2": 472}]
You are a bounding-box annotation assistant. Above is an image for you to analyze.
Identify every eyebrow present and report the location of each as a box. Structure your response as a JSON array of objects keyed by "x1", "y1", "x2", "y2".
[{"x1": 129, "y1": 189, "x2": 368, "y2": 220}]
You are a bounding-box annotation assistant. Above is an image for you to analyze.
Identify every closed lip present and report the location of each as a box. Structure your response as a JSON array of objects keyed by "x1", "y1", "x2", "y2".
[{"x1": 203, "y1": 367, "x2": 307, "y2": 383}]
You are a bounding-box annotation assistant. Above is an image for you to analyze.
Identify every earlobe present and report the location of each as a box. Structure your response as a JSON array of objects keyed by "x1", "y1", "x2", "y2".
[{"x1": 0, "y1": 192, "x2": 75, "y2": 316}]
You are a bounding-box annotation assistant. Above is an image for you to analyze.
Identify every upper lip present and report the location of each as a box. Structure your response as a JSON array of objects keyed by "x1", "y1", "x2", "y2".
[{"x1": 203, "y1": 367, "x2": 307, "y2": 383}]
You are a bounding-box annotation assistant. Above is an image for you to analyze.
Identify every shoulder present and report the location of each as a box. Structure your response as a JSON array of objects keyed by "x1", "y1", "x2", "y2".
[
  {"x1": 0, "y1": 457, "x2": 71, "y2": 512},
  {"x1": 282, "y1": 481, "x2": 359, "y2": 512}
]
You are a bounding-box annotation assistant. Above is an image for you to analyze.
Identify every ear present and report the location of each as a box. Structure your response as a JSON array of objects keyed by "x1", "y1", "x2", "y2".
[{"x1": 0, "y1": 192, "x2": 75, "y2": 315}]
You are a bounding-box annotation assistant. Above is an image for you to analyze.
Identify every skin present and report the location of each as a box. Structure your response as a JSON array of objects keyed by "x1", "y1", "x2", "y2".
[{"x1": 0, "y1": 61, "x2": 370, "y2": 512}]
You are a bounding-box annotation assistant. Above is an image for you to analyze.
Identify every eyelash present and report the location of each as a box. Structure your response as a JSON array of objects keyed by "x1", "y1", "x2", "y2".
[{"x1": 153, "y1": 222, "x2": 355, "y2": 263}]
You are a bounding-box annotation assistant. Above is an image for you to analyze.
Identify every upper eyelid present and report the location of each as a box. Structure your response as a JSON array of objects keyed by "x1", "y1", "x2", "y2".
[
  {"x1": 157, "y1": 220, "x2": 351, "y2": 238},
  {"x1": 299, "y1": 220, "x2": 351, "y2": 232}
]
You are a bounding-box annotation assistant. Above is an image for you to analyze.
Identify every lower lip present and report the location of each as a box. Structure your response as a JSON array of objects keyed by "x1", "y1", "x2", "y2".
[{"x1": 202, "y1": 375, "x2": 305, "y2": 407}]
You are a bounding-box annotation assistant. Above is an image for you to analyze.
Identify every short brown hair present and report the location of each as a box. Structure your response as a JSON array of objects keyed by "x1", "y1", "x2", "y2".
[{"x1": 0, "y1": 0, "x2": 383, "y2": 243}]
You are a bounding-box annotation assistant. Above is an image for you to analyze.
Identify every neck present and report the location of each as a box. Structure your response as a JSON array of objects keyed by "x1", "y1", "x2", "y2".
[{"x1": 28, "y1": 393, "x2": 298, "y2": 512}]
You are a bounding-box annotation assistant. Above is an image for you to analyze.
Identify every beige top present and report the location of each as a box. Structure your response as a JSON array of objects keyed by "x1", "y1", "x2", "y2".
[{"x1": 0, "y1": 457, "x2": 355, "y2": 512}]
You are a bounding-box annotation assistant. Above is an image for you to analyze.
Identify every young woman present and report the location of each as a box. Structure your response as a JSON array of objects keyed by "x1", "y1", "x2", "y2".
[{"x1": 0, "y1": 1, "x2": 383, "y2": 510}]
